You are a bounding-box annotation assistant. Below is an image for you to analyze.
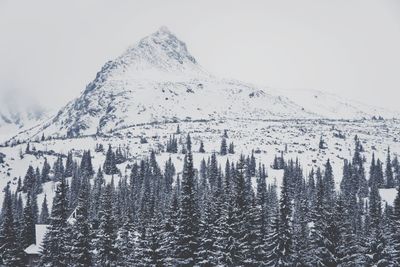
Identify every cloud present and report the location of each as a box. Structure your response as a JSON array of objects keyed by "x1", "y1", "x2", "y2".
[{"x1": 0, "y1": 0, "x2": 400, "y2": 111}]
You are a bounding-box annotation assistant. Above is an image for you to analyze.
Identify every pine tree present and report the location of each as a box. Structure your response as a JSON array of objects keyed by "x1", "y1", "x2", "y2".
[
  {"x1": 70, "y1": 176, "x2": 92, "y2": 266},
  {"x1": 386, "y1": 147, "x2": 394, "y2": 188},
  {"x1": 292, "y1": 181, "x2": 310, "y2": 265},
  {"x1": 166, "y1": 135, "x2": 178, "y2": 153},
  {"x1": 199, "y1": 140, "x2": 205, "y2": 153},
  {"x1": 369, "y1": 152, "x2": 377, "y2": 187},
  {"x1": 392, "y1": 187, "x2": 400, "y2": 264},
  {"x1": 272, "y1": 164, "x2": 294, "y2": 266},
  {"x1": 367, "y1": 183, "x2": 393, "y2": 265},
  {"x1": 33, "y1": 166, "x2": 41, "y2": 193},
  {"x1": 83, "y1": 150, "x2": 94, "y2": 176},
  {"x1": 393, "y1": 156, "x2": 400, "y2": 186},
  {"x1": 247, "y1": 164, "x2": 268, "y2": 265},
  {"x1": 215, "y1": 170, "x2": 239, "y2": 266},
  {"x1": 21, "y1": 193, "x2": 36, "y2": 249},
  {"x1": 116, "y1": 216, "x2": 137, "y2": 266},
  {"x1": 323, "y1": 159, "x2": 335, "y2": 202},
  {"x1": 25, "y1": 142, "x2": 30, "y2": 153},
  {"x1": 41, "y1": 157, "x2": 51, "y2": 183},
  {"x1": 228, "y1": 142, "x2": 235, "y2": 154},
  {"x1": 53, "y1": 156, "x2": 65, "y2": 181},
  {"x1": 375, "y1": 159, "x2": 385, "y2": 188},
  {"x1": 162, "y1": 188, "x2": 180, "y2": 265},
  {"x1": 220, "y1": 138, "x2": 227, "y2": 156},
  {"x1": 0, "y1": 185, "x2": 24, "y2": 266},
  {"x1": 141, "y1": 214, "x2": 165, "y2": 266},
  {"x1": 198, "y1": 208, "x2": 216, "y2": 266},
  {"x1": 90, "y1": 167, "x2": 104, "y2": 228},
  {"x1": 39, "y1": 194, "x2": 50, "y2": 224},
  {"x1": 104, "y1": 144, "x2": 118, "y2": 175},
  {"x1": 319, "y1": 136, "x2": 325, "y2": 149},
  {"x1": 22, "y1": 165, "x2": 35, "y2": 193},
  {"x1": 175, "y1": 136, "x2": 199, "y2": 266},
  {"x1": 70, "y1": 163, "x2": 81, "y2": 208},
  {"x1": 307, "y1": 167, "x2": 338, "y2": 266},
  {"x1": 40, "y1": 176, "x2": 70, "y2": 266},
  {"x1": 97, "y1": 184, "x2": 118, "y2": 266},
  {"x1": 65, "y1": 151, "x2": 74, "y2": 177}
]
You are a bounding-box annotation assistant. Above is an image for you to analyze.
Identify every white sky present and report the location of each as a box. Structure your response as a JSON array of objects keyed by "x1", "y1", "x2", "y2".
[{"x1": 1, "y1": 0, "x2": 400, "y2": 111}]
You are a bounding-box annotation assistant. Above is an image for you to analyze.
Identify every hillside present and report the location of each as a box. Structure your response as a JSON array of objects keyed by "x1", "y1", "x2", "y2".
[{"x1": 8, "y1": 27, "x2": 398, "y2": 143}]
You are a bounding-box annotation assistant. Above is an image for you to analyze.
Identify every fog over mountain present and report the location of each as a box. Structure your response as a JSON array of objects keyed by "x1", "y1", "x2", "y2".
[
  {"x1": 8, "y1": 27, "x2": 398, "y2": 141},
  {"x1": 1, "y1": 0, "x2": 399, "y2": 112}
]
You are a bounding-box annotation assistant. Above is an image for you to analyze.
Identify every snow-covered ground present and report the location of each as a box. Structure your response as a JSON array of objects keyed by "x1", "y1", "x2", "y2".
[
  {"x1": 1, "y1": 28, "x2": 399, "y2": 212},
  {"x1": 1, "y1": 118, "x2": 399, "y2": 209}
]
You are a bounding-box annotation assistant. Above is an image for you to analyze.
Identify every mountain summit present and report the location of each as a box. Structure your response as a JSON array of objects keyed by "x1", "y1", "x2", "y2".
[
  {"x1": 10, "y1": 27, "x2": 399, "y2": 141},
  {"x1": 85, "y1": 26, "x2": 207, "y2": 97}
]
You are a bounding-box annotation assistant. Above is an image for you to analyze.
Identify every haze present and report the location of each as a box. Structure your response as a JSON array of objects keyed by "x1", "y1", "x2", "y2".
[{"x1": 0, "y1": 0, "x2": 399, "y2": 111}]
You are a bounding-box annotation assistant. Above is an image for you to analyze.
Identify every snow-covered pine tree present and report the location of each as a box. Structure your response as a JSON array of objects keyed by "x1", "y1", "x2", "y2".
[
  {"x1": 65, "y1": 151, "x2": 74, "y2": 177},
  {"x1": 214, "y1": 165, "x2": 239, "y2": 266},
  {"x1": 199, "y1": 140, "x2": 205, "y2": 153},
  {"x1": 386, "y1": 147, "x2": 394, "y2": 188},
  {"x1": 367, "y1": 183, "x2": 394, "y2": 265},
  {"x1": 40, "y1": 175, "x2": 70, "y2": 266},
  {"x1": 220, "y1": 138, "x2": 227, "y2": 156},
  {"x1": 292, "y1": 180, "x2": 310, "y2": 265},
  {"x1": 392, "y1": 187, "x2": 400, "y2": 264},
  {"x1": 97, "y1": 183, "x2": 119, "y2": 266},
  {"x1": 70, "y1": 175, "x2": 92, "y2": 266},
  {"x1": 21, "y1": 193, "x2": 36, "y2": 249},
  {"x1": 83, "y1": 150, "x2": 94, "y2": 176},
  {"x1": 164, "y1": 157, "x2": 175, "y2": 196},
  {"x1": 197, "y1": 192, "x2": 218, "y2": 266},
  {"x1": 228, "y1": 142, "x2": 235, "y2": 154},
  {"x1": 39, "y1": 194, "x2": 50, "y2": 224},
  {"x1": 162, "y1": 186, "x2": 180, "y2": 266},
  {"x1": 53, "y1": 156, "x2": 65, "y2": 182},
  {"x1": 273, "y1": 163, "x2": 294, "y2": 266},
  {"x1": 104, "y1": 145, "x2": 118, "y2": 175},
  {"x1": 41, "y1": 157, "x2": 51, "y2": 183},
  {"x1": 0, "y1": 185, "x2": 24, "y2": 266},
  {"x1": 116, "y1": 216, "x2": 137, "y2": 266},
  {"x1": 175, "y1": 135, "x2": 199, "y2": 266},
  {"x1": 307, "y1": 167, "x2": 338, "y2": 266},
  {"x1": 34, "y1": 167, "x2": 43, "y2": 194},
  {"x1": 90, "y1": 167, "x2": 104, "y2": 229},
  {"x1": 22, "y1": 165, "x2": 35, "y2": 193},
  {"x1": 323, "y1": 159, "x2": 335, "y2": 203},
  {"x1": 140, "y1": 212, "x2": 165, "y2": 266}
]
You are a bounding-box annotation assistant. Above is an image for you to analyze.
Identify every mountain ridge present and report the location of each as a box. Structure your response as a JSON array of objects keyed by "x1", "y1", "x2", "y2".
[{"x1": 7, "y1": 27, "x2": 399, "y2": 142}]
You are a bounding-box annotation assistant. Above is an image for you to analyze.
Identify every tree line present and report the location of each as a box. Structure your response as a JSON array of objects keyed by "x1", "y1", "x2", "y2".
[{"x1": 1, "y1": 135, "x2": 400, "y2": 266}]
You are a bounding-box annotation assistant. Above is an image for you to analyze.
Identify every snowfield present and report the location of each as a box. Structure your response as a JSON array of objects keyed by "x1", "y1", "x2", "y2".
[{"x1": 1, "y1": 118, "x2": 399, "y2": 208}]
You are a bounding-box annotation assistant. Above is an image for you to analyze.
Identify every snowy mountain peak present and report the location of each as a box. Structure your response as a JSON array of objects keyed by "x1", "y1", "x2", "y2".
[
  {"x1": 136, "y1": 26, "x2": 196, "y2": 64},
  {"x1": 119, "y1": 27, "x2": 200, "y2": 74},
  {"x1": 8, "y1": 27, "x2": 400, "y2": 141},
  {"x1": 83, "y1": 27, "x2": 206, "y2": 96}
]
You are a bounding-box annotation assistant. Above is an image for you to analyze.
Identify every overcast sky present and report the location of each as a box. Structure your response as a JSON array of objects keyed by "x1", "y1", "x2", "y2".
[{"x1": 1, "y1": 0, "x2": 400, "y2": 111}]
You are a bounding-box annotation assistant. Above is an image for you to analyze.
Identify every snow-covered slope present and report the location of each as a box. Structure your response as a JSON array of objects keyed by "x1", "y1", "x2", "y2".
[
  {"x1": 9, "y1": 27, "x2": 399, "y2": 141},
  {"x1": 274, "y1": 88, "x2": 399, "y2": 120},
  {"x1": 0, "y1": 90, "x2": 46, "y2": 142}
]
